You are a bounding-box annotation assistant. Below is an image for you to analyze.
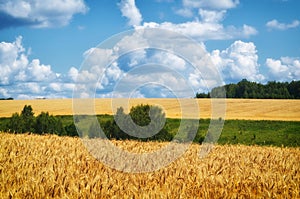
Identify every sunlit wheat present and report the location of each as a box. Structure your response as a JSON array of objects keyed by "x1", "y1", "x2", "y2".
[{"x1": 1, "y1": 133, "x2": 299, "y2": 198}]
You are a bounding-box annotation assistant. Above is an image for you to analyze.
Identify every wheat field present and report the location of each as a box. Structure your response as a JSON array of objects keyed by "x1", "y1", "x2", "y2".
[
  {"x1": 0, "y1": 98, "x2": 300, "y2": 121},
  {"x1": 0, "y1": 133, "x2": 299, "y2": 198}
]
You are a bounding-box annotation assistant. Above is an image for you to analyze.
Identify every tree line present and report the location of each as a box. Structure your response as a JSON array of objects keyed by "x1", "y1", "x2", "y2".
[
  {"x1": 5, "y1": 105, "x2": 77, "y2": 136},
  {"x1": 196, "y1": 79, "x2": 300, "y2": 99},
  {"x1": 0, "y1": 97, "x2": 13, "y2": 100},
  {"x1": 3, "y1": 104, "x2": 181, "y2": 141}
]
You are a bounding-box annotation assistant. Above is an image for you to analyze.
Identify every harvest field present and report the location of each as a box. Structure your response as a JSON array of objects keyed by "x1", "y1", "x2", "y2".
[
  {"x1": 1, "y1": 98, "x2": 300, "y2": 121},
  {"x1": 0, "y1": 133, "x2": 299, "y2": 198},
  {"x1": 1, "y1": 99, "x2": 299, "y2": 198}
]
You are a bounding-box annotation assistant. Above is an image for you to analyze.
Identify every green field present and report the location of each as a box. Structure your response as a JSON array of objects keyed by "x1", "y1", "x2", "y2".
[{"x1": 1, "y1": 115, "x2": 299, "y2": 147}]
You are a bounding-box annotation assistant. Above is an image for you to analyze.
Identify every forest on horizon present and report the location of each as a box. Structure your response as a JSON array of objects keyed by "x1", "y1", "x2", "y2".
[{"x1": 196, "y1": 79, "x2": 300, "y2": 99}]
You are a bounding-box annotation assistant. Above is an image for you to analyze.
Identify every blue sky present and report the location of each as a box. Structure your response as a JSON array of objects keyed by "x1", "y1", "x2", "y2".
[{"x1": 0, "y1": 0, "x2": 300, "y2": 99}]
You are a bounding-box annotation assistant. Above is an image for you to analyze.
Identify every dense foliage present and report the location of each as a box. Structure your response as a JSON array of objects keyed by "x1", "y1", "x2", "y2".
[
  {"x1": 3, "y1": 104, "x2": 172, "y2": 141},
  {"x1": 196, "y1": 79, "x2": 300, "y2": 99},
  {"x1": 6, "y1": 105, "x2": 70, "y2": 136},
  {"x1": 0, "y1": 97, "x2": 13, "y2": 100},
  {"x1": 1, "y1": 105, "x2": 300, "y2": 147},
  {"x1": 102, "y1": 104, "x2": 173, "y2": 141}
]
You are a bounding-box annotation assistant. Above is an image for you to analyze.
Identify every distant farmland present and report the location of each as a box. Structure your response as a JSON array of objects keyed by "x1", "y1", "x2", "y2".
[{"x1": 0, "y1": 98, "x2": 299, "y2": 121}]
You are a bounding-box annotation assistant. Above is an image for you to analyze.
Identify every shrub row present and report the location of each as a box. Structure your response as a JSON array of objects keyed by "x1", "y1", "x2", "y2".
[
  {"x1": 6, "y1": 105, "x2": 76, "y2": 136},
  {"x1": 4, "y1": 104, "x2": 178, "y2": 141}
]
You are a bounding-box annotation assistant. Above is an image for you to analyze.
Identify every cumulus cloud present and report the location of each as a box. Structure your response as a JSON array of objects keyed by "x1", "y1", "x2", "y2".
[
  {"x1": 150, "y1": 52, "x2": 187, "y2": 71},
  {"x1": 117, "y1": 0, "x2": 255, "y2": 41},
  {"x1": 266, "y1": 57, "x2": 300, "y2": 81},
  {"x1": 141, "y1": 21, "x2": 257, "y2": 41},
  {"x1": 134, "y1": 0, "x2": 255, "y2": 41},
  {"x1": 176, "y1": 0, "x2": 238, "y2": 18},
  {"x1": 0, "y1": 87, "x2": 9, "y2": 98},
  {"x1": 182, "y1": 0, "x2": 239, "y2": 10},
  {"x1": 77, "y1": 28, "x2": 226, "y2": 99},
  {"x1": 119, "y1": 0, "x2": 143, "y2": 26},
  {"x1": 175, "y1": 8, "x2": 194, "y2": 18},
  {"x1": 266, "y1": 19, "x2": 300, "y2": 31},
  {"x1": 0, "y1": 0, "x2": 88, "y2": 29},
  {"x1": 27, "y1": 59, "x2": 57, "y2": 81},
  {"x1": 68, "y1": 67, "x2": 79, "y2": 82},
  {"x1": 211, "y1": 40, "x2": 264, "y2": 82},
  {"x1": 109, "y1": 66, "x2": 193, "y2": 98},
  {"x1": 0, "y1": 36, "x2": 76, "y2": 99},
  {"x1": 199, "y1": 9, "x2": 226, "y2": 23},
  {"x1": 0, "y1": 36, "x2": 57, "y2": 85}
]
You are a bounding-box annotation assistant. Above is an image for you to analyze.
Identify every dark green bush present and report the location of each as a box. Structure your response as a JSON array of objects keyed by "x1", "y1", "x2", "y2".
[
  {"x1": 103, "y1": 104, "x2": 172, "y2": 141},
  {"x1": 35, "y1": 112, "x2": 66, "y2": 135}
]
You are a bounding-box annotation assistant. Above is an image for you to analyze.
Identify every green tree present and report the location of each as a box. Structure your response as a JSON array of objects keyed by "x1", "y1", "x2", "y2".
[
  {"x1": 288, "y1": 80, "x2": 300, "y2": 99},
  {"x1": 64, "y1": 123, "x2": 78, "y2": 137},
  {"x1": 129, "y1": 104, "x2": 151, "y2": 126},
  {"x1": 195, "y1": 92, "x2": 209, "y2": 98},
  {"x1": 7, "y1": 113, "x2": 24, "y2": 133},
  {"x1": 35, "y1": 112, "x2": 50, "y2": 134},
  {"x1": 20, "y1": 105, "x2": 35, "y2": 133},
  {"x1": 199, "y1": 79, "x2": 300, "y2": 99},
  {"x1": 35, "y1": 112, "x2": 66, "y2": 135},
  {"x1": 104, "y1": 104, "x2": 171, "y2": 141}
]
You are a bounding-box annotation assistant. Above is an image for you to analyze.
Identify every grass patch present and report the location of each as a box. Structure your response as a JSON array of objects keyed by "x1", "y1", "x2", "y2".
[
  {"x1": 1, "y1": 115, "x2": 299, "y2": 147},
  {"x1": 219, "y1": 120, "x2": 300, "y2": 147},
  {"x1": 60, "y1": 116, "x2": 300, "y2": 147}
]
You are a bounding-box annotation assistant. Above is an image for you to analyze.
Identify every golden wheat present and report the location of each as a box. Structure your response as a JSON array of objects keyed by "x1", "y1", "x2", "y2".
[
  {"x1": 0, "y1": 133, "x2": 299, "y2": 198},
  {"x1": 0, "y1": 98, "x2": 300, "y2": 121}
]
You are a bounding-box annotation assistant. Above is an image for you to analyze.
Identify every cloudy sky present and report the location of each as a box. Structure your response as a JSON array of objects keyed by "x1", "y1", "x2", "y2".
[{"x1": 0, "y1": 0, "x2": 299, "y2": 99}]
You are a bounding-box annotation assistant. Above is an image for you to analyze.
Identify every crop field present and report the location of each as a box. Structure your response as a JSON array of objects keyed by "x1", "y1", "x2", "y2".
[
  {"x1": 0, "y1": 98, "x2": 300, "y2": 121},
  {"x1": 0, "y1": 133, "x2": 299, "y2": 198}
]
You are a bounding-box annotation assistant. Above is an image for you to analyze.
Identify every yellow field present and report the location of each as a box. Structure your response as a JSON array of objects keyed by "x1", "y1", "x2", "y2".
[
  {"x1": 0, "y1": 98, "x2": 300, "y2": 121},
  {"x1": 0, "y1": 133, "x2": 299, "y2": 198}
]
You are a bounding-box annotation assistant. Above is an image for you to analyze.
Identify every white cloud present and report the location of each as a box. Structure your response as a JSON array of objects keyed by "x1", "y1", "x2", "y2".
[
  {"x1": 149, "y1": 51, "x2": 187, "y2": 71},
  {"x1": 116, "y1": 0, "x2": 255, "y2": 41},
  {"x1": 68, "y1": 67, "x2": 79, "y2": 82},
  {"x1": 28, "y1": 59, "x2": 57, "y2": 81},
  {"x1": 175, "y1": 8, "x2": 194, "y2": 18},
  {"x1": 182, "y1": 0, "x2": 239, "y2": 10},
  {"x1": 199, "y1": 9, "x2": 226, "y2": 23},
  {"x1": 211, "y1": 40, "x2": 264, "y2": 82},
  {"x1": 155, "y1": 0, "x2": 174, "y2": 2},
  {"x1": 105, "y1": 62, "x2": 123, "y2": 82},
  {"x1": 0, "y1": 36, "x2": 77, "y2": 99},
  {"x1": 49, "y1": 82, "x2": 75, "y2": 93},
  {"x1": 26, "y1": 82, "x2": 41, "y2": 93},
  {"x1": 114, "y1": 30, "x2": 149, "y2": 55},
  {"x1": 79, "y1": 28, "x2": 215, "y2": 98},
  {"x1": 0, "y1": 37, "x2": 57, "y2": 85},
  {"x1": 266, "y1": 19, "x2": 300, "y2": 30},
  {"x1": 176, "y1": 0, "x2": 238, "y2": 18},
  {"x1": 49, "y1": 82, "x2": 62, "y2": 92},
  {"x1": 0, "y1": 36, "x2": 27, "y2": 85},
  {"x1": 0, "y1": 36, "x2": 28, "y2": 85},
  {"x1": 0, "y1": 0, "x2": 88, "y2": 28},
  {"x1": 159, "y1": 0, "x2": 253, "y2": 41},
  {"x1": 110, "y1": 68, "x2": 193, "y2": 98},
  {"x1": 266, "y1": 57, "x2": 300, "y2": 81},
  {"x1": 119, "y1": 0, "x2": 143, "y2": 26},
  {"x1": 0, "y1": 88, "x2": 9, "y2": 98},
  {"x1": 141, "y1": 21, "x2": 257, "y2": 41},
  {"x1": 82, "y1": 48, "x2": 115, "y2": 72}
]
